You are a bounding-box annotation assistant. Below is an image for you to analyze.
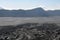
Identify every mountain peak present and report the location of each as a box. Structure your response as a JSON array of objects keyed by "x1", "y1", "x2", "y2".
[{"x1": 31, "y1": 7, "x2": 44, "y2": 11}]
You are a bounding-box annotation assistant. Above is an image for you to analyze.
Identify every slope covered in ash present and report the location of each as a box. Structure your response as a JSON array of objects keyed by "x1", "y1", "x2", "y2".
[{"x1": 0, "y1": 23, "x2": 60, "y2": 40}]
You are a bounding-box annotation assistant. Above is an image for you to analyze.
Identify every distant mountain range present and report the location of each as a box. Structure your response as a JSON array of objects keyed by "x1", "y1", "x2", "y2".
[{"x1": 0, "y1": 7, "x2": 60, "y2": 17}]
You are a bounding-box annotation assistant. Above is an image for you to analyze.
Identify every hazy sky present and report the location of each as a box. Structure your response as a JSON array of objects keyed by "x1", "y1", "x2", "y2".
[{"x1": 0, "y1": 0, "x2": 60, "y2": 10}]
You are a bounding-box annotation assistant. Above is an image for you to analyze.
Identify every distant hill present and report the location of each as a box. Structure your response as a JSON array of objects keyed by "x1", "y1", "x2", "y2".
[
  {"x1": 0, "y1": 7, "x2": 60, "y2": 17},
  {"x1": 47, "y1": 10, "x2": 60, "y2": 16}
]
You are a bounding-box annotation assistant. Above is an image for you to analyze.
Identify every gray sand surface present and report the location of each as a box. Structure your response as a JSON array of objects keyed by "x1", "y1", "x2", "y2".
[{"x1": 0, "y1": 16, "x2": 60, "y2": 26}]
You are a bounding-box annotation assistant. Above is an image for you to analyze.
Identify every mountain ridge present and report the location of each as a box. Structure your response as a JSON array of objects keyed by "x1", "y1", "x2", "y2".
[{"x1": 0, "y1": 7, "x2": 60, "y2": 17}]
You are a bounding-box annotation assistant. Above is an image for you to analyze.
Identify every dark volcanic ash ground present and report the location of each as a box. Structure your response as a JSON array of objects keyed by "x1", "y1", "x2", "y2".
[{"x1": 0, "y1": 23, "x2": 60, "y2": 40}]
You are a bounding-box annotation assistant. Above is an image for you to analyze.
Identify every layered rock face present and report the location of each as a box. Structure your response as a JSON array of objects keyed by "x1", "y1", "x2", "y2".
[{"x1": 0, "y1": 23, "x2": 60, "y2": 40}]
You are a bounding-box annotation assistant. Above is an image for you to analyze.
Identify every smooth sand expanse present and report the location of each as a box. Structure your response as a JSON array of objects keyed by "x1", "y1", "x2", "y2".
[{"x1": 0, "y1": 16, "x2": 60, "y2": 26}]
